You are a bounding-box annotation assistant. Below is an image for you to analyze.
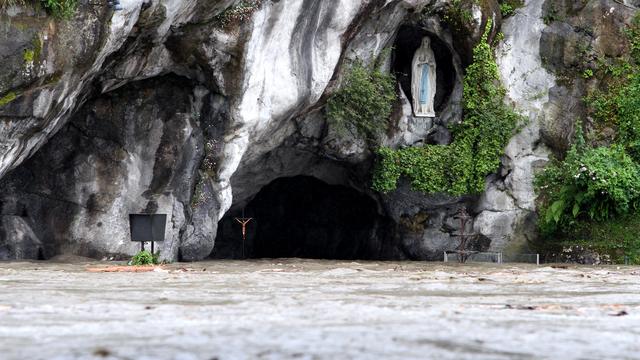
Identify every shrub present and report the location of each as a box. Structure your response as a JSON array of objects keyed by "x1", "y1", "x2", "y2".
[
  {"x1": 562, "y1": 214, "x2": 640, "y2": 264},
  {"x1": 327, "y1": 60, "x2": 397, "y2": 141},
  {"x1": 498, "y1": 0, "x2": 523, "y2": 18},
  {"x1": 499, "y1": 3, "x2": 513, "y2": 17},
  {"x1": 130, "y1": 250, "x2": 159, "y2": 266},
  {"x1": 373, "y1": 21, "x2": 519, "y2": 196},
  {"x1": 440, "y1": 0, "x2": 474, "y2": 35},
  {"x1": 0, "y1": 0, "x2": 77, "y2": 18},
  {"x1": 41, "y1": 0, "x2": 76, "y2": 19},
  {"x1": 535, "y1": 128, "x2": 640, "y2": 236}
]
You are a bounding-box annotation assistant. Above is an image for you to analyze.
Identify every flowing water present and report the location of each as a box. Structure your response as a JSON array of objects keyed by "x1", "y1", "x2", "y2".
[{"x1": 0, "y1": 259, "x2": 639, "y2": 359}]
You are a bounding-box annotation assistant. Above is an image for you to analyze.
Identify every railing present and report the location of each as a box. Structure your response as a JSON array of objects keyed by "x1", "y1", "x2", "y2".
[{"x1": 444, "y1": 251, "x2": 541, "y2": 265}]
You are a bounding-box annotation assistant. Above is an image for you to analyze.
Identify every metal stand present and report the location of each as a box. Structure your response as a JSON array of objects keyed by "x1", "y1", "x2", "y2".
[
  {"x1": 140, "y1": 241, "x2": 155, "y2": 253},
  {"x1": 452, "y1": 208, "x2": 478, "y2": 263}
]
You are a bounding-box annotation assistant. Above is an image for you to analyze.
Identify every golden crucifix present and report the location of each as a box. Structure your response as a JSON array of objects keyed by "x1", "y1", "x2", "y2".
[{"x1": 234, "y1": 216, "x2": 253, "y2": 258}]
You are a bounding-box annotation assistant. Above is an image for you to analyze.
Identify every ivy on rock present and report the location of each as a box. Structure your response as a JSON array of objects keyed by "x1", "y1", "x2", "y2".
[{"x1": 373, "y1": 21, "x2": 519, "y2": 196}]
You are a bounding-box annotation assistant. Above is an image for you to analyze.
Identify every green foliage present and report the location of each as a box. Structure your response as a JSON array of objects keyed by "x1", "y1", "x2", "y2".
[
  {"x1": 23, "y1": 49, "x2": 34, "y2": 63},
  {"x1": 498, "y1": 0, "x2": 523, "y2": 18},
  {"x1": 40, "y1": 0, "x2": 77, "y2": 19},
  {"x1": 542, "y1": 3, "x2": 564, "y2": 25},
  {"x1": 0, "y1": 92, "x2": 17, "y2": 107},
  {"x1": 130, "y1": 250, "x2": 159, "y2": 266},
  {"x1": 536, "y1": 13, "x2": 640, "y2": 262},
  {"x1": 560, "y1": 214, "x2": 640, "y2": 264},
  {"x1": 371, "y1": 147, "x2": 402, "y2": 192},
  {"x1": 584, "y1": 13, "x2": 640, "y2": 160},
  {"x1": 327, "y1": 60, "x2": 397, "y2": 141},
  {"x1": 373, "y1": 21, "x2": 519, "y2": 196},
  {"x1": 499, "y1": 3, "x2": 513, "y2": 17},
  {"x1": 213, "y1": 0, "x2": 262, "y2": 30},
  {"x1": 624, "y1": 13, "x2": 640, "y2": 63},
  {"x1": 0, "y1": 0, "x2": 77, "y2": 18},
  {"x1": 535, "y1": 213, "x2": 640, "y2": 265},
  {"x1": 441, "y1": 0, "x2": 475, "y2": 34},
  {"x1": 616, "y1": 74, "x2": 640, "y2": 159},
  {"x1": 372, "y1": 145, "x2": 455, "y2": 194},
  {"x1": 536, "y1": 137, "x2": 640, "y2": 235}
]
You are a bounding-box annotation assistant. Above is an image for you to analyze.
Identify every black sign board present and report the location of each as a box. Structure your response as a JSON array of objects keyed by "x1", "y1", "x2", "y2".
[{"x1": 129, "y1": 214, "x2": 166, "y2": 253}]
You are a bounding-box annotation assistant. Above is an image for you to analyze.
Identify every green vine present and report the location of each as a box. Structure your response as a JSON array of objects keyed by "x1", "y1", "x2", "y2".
[{"x1": 373, "y1": 21, "x2": 519, "y2": 196}]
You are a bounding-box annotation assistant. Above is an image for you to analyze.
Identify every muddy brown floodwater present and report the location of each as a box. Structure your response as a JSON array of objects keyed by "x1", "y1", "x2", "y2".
[{"x1": 0, "y1": 259, "x2": 639, "y2": 360}]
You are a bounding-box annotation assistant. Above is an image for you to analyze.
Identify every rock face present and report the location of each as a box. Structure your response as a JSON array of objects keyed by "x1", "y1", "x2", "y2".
[
  {"x1": 1, "y1": 76, "x2": 204, "y2": 260},
  {"x1": 0, "y1": 0, "x2": 635, "y2": 261}
]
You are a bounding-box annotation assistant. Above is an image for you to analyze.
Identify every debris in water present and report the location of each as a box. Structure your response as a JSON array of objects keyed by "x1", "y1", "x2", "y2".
[
  {"x1": 505, "y1": 304, "x2": 538, "y2": 310},
  {"x1": 610, "y1": 310, "x2": 628, "y2": 317},
  {"x1": 93, "y1": 348, "x2": 111, "y2": 357}
]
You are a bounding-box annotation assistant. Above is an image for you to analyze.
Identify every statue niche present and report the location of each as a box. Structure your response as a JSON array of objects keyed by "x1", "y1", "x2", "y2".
[{"x1": 411, "y1": 37, "x2": 437, "y2": 117}]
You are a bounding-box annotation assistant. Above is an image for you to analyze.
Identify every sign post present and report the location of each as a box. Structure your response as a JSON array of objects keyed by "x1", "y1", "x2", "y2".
[{"x1": 129, "y1": 214, "x2": 167, "y2": 253}]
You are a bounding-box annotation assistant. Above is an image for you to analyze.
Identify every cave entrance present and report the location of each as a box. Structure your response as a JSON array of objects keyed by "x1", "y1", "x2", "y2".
[
  {"x1": 393, "y1": 25, "x2": 456, "y2": 113},
  {"x1": 212, "y1": 176, "x2": 397, "y2": 260}
]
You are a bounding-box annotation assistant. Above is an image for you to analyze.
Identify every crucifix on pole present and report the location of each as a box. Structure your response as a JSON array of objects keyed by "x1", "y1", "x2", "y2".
[{"x1": 234, "y1": 209, "x2": 253, "y2": 258}]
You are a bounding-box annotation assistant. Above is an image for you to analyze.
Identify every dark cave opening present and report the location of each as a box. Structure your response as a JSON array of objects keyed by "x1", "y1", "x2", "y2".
[
  {"x1": 393, "y1": 25, "x2": 457, "y2": 113},
  {"x1": 212, "y1": 176, "x2": 398, "y2": 260}
]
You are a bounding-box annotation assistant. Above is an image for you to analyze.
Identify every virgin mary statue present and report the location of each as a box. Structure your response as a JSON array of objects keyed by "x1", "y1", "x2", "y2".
[{"x1": 411, "y1": 37, "x2": 437, "y2": 117}]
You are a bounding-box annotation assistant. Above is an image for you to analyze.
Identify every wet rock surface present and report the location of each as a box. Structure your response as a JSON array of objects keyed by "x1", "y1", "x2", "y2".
[
  {"x1": 0, "y1": 260, "x2": 639, "y2": 359},
  {"x1": 0, "y1": 76, "x2": 205, "y2": 260}
]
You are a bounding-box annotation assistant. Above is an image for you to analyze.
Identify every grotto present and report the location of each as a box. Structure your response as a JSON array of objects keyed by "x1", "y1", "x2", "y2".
[{"x1": 212, "y1": 176, "x2": 399, "y2": 260}]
